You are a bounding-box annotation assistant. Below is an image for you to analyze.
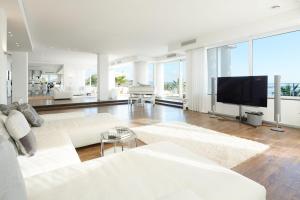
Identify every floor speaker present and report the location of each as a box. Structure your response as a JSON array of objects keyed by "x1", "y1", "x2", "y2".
[
  {"x1": 209, "y1": 77, "x2": 217, "y2": 118},
  {"x1": 271, "y1": 75, "x2": 284, "y2": 132}
]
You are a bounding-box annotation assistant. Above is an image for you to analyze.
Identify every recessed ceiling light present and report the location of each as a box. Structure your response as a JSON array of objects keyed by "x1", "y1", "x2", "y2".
[{"x1": 271, "y1": 5, "x2": 281, "y2": 9}]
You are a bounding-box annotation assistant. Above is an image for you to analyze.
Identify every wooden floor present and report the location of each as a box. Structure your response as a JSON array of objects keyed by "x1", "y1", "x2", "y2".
[
  {"x1": 29, "y1": 95, "x2": 98, "y2": 106},
  {"x1": 39, "y1": 104, "x2": 300, "y2": 200}
]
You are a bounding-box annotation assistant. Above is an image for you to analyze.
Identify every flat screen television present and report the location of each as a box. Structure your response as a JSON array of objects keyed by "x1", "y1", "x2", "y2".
[{"x1": 217, "y1": 76, "x2": 268, "y2": 107}]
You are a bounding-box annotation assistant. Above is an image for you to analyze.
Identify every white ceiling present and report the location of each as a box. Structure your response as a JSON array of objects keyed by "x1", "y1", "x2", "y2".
[
  {"x1": 1, "y1": 0, "x2": 32, "y2": 51},
  {"x1": 23, "y1": 0, "x2": 300, "y2": 57},
  {"x1": 29, "y1": 48, "x2": 97, "y2": 66}
]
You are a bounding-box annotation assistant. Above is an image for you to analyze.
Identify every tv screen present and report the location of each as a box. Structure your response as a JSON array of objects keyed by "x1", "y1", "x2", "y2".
[{"x1": 217, "y1": 76, "x2": 268, "y2": 107}]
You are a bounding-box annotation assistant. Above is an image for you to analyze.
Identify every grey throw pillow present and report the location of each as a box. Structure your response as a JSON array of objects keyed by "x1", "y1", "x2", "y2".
[
  {"x1": 0, "y1": 102, "x2": 19, "y2": 116},
  {"x1": 5, "y1": 110, "x2": 37, "y2": 156},
  {"x1": 17, "y1": 103, "x2": 44, "y2": 127},
  {"x1": 0, "y1": 135, "x2": 27, "y2": 200}
]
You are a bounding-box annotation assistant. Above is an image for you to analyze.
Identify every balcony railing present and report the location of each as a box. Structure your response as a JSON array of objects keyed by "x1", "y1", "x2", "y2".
[{"x1": 268, "y1": 83, "x2": 300, "y2": 97}]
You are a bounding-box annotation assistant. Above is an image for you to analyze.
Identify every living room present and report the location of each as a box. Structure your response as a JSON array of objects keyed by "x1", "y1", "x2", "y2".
[{"x1": 1, "y1": 0, "x2": 300, "y2": 200}]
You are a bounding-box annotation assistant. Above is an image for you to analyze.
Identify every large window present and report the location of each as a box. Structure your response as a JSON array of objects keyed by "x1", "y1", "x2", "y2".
[
  {"x1": 163, "y1": 60, "x2": 186, "y2": 98},
  {"x1": 207, "y1": 42, "x2": 249, "y2": 93},
  {"x1": 84, "y1": 67, "x2": 97, "y2": 96},
  {"x1": 113, "y1": 63, "x2": 134, "y2": 87},
  {"x1": 207, "y1": 30, "x2": 300, "y2": 97},
  {"x1": 164, "y1": 61, "x2": 180, "y2": 97},
  {"x1": 148, "y1": 63, "x2": 154, "y2": 86},
  {"x1": 253, "y1": 31, "x2": 300, "y2": 97}
]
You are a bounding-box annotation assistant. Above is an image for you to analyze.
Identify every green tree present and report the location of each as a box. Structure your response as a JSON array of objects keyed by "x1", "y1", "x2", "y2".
[
  {"x1": 164, "y1": 79, "x2": 179, "y2": 93},
  {"x1": 281, "y1": 84, "x2": 300, "y2": 96},
  {"x1": 115, "y1": 75, "x2": 127, "y2": 86},
  {"x1": 85, "y1": 74, "x2": 97, "y2": 87},
  {"x1": 281, "y1": 85, "x2": 291, "y2": 96}
]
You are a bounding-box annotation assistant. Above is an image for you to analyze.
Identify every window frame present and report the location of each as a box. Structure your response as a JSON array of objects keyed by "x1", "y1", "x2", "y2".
[{"x1": 206, "y1": 29, "x2": 300, "y2": 99}]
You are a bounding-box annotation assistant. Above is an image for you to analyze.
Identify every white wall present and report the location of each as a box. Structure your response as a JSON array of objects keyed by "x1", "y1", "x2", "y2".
[
  {"x1": 63, "y1": 64, "x2": 87, "y2": 95},
  {"x1": 133, "y1": 61, "x2": 148, "y2": 85},
  {"x1": 11, "y1": 52, "x2": 28, "y2": 103},
  {"x1": 0, "y1": 9, "x2": 7, "y2": 104}
]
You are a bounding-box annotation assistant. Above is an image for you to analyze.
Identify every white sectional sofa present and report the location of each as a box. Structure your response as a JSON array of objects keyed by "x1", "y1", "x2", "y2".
[{"x1": 1, "y1": 111, "x2": 266, "y2": 200}]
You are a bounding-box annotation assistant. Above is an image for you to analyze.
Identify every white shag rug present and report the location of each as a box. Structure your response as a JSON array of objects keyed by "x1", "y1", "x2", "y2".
[{"x1": 132, "y1": 122, "x2": 269, "y2": 168}]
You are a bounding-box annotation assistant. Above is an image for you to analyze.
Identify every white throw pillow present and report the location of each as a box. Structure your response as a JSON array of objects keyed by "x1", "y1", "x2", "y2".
[{"x1": 5, "y1": 110, "x2": 37, "y2": 156}]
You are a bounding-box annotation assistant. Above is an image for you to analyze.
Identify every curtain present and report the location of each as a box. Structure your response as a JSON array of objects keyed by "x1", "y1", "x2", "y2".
[{"x1": 186, "y1": 48, "x2": 208, "y2": 112}]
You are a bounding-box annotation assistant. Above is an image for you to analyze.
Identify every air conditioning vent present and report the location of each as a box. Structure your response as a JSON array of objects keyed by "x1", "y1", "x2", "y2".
[
  {"x1": 166, "y1": 53, "x2": 177, "y2": 58},
  {"x1": 181, "y1": 39, "x2": 197, "y2": 47}
]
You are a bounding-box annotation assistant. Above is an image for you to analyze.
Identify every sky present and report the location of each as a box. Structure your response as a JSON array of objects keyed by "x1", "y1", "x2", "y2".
[
  {"x1": 230, "y1": 30, "x2": 300, "y2": 84},
  {"x1": 113, "y1": 64, "x2": 134, "y2": 80},
  {"x1": 163, "y1": 62, "x2": 180, "y2": 82}
]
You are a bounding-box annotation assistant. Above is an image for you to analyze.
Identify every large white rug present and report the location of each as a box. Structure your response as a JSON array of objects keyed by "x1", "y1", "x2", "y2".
[{"x1": 132, "y1": 122, "x2": 269, "y2": 168}]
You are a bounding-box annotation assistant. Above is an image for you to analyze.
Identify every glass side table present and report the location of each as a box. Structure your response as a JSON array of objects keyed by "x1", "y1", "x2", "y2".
[{"x1": 100, "y1": 127, "x2": 137, "y2": 156}]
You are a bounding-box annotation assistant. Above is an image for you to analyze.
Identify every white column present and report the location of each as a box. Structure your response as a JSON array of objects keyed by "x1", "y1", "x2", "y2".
[
  {"x1": 155, "y1": 63, "x2": 164, "y2": 97},
  {"x1": 11, "y1": 52, "x2": 28, "y2": 103},
  {"x1": 133, "y1": 61, "x2": 148, "y2": 85},
  {"x1": 0, "y1": 9, "x2": 7, "y2": 104},
  {"x1": 97, "y1": 54, "x2": 110, "y2": 101},
  {"x1": 108, "y1": 69, "x2": 115, "y2": 90}
]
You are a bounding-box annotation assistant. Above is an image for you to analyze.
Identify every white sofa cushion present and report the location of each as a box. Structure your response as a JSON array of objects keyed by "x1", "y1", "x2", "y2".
[
  {"x1": 18, "y1": 128, "x2": 80, "y2": 178},
  {"x1": 18, "y1": 112, "x2": 122, "y2": 178},
  {"x1": 41, "y1": 112, "x2": 87, "y2": 122},
  {"x1": 25, "y1": 142, "x2": 266, "y2": 200},
  {"x1": 38, "y1": 113, "x2": 126, "y2": 148}
]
